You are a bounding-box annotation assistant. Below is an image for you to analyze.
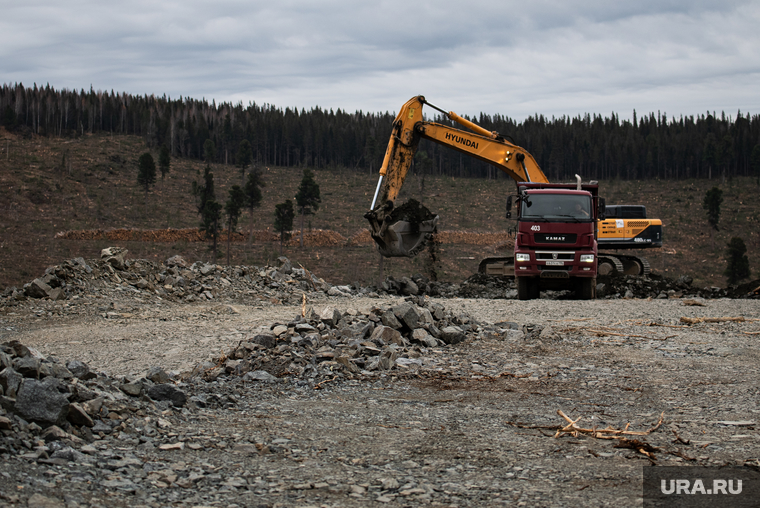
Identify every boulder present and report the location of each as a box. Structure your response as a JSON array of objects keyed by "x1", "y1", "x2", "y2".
[
  {"x1": 49, "y1": 363, "x2": 74, "y2": 380},
  {"x1": 41, "y1": 425, "x2": 73, "y2": 443},
  {"x1": 144, "y1": 366, "x2": 169, "y2": 384},
  {"x1": 101, "y1": 247, "x2": 128, "y2": 270},
  {"x1": 0, "y1": 367, "x2": 23, "y2": 398},
  {"x1": 392, "y1": 302, "x2": 422, "y2": 330},
  {"x1": 244, "y1": 370, "x2": 278, "y2": 382},
  {"x1": 25, "y1": 278, "x2": 53, "y2": 299},
  {"x1": 276, "y1": 256, "x2": 293, "y2": 274},
  {"x1": 119, "y1": 379, "x2": 143, "y2": 397},
  {"x1": 440, "y1": 326, "x2": 467, "y2": 345},
  {"x1": 272, "y1": 325, "x2": 289, "y2": 337},
  {"x1": 66, "y1": 360, "x2": 96, "y2": 380},
  {"x1": 250, "y1": 334, "x2": 276, "y2": 349},
  {"x1": 327, "y1": 286, "x2": 350, "y2": 297},
  {"x1": 399, "y1": 277, "x2": 419, "y2": 296},
  {"x1": 381, "y1": 310, "x2": 402, "y2": 329},
  {"x1": 320, "y1": 306, "x2": 342, "y2": 327},
  {"x1": 166, "y1": 255, "x2": 188, "y2": 268},
  {"x1": 370, "y1": 325, "x2": 404, "y2": 346},
  {"x1": 12, "y1": 356, "x2": 40, "y2": 378},
  {"x1": 71, "y1": 257, "x2": 92, "y2": 273},
  {"x1": 82, "y1": 397, "x2": 104, "y2": 416},
  {"x1": 14, "y1": 378, "x2": 71, "y2": 426},
  {"x1": 67, "y1": 402, "x2": 95, "y2": 427},
  {"x1": 411, "y1": 328, "x2": 438, "y2": 348},
  {"x1": 47, "y1": 287, "x2": 66, "y2": 301},
  {"x1": 147, "y1": 384, "x2": 187, "y2": 407},
  {"x1": 335, "y1": 356, "x2": 360, "y2": 373}
]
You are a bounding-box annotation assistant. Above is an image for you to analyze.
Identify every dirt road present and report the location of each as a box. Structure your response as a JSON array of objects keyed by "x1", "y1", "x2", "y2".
[{"x1": 1, "y1": 296, "x2": 759, "y2": 507}]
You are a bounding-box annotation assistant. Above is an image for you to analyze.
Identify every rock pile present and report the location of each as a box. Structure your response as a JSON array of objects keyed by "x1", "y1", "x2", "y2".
[
  {"x1": 378, "y1": 273, "x2": 509, "y2": 299},
  {"x1": 2, "y1": 250, "x2": 356, "y2": 306},
  {"x1": 188, "y1": 297, "x2": 484, "y2": 388},
  {"x1": 4, "y1": 247, "x2": 757, "y2": 306},
  {"x1": 0, "y1": 339, "x2": 191, "y2": 462},
  {"x1": 381, "y1": 272, "x2": 760, "y2": 300},
  {"x1": 596, "y1": 273, "x2": 757, "y2": 300}
]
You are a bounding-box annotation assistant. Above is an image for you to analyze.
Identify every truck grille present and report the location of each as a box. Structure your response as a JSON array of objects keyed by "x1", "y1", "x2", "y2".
[{"x1": 536, "y1": 251, "x2": 575, "y2": 261}]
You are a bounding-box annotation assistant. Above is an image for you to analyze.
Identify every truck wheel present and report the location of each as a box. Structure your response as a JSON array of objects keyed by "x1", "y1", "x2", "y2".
[
  {"x1": 529, "y1": 279, "x2": 540, "y2": 299},
  {"x1": 577, "y1": 277, "x2": 596, "y2": 300},
  {"x1": 517, "y1": 277, "x2": 536, "y2": 300}
]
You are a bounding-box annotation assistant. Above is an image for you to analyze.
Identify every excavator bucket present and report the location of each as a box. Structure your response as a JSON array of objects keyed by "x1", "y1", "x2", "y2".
[{"x1": 365, "y1": 199, "x2": 439, "y2": 257}]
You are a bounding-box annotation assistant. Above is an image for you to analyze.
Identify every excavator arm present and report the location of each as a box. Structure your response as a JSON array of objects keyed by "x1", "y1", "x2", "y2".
[{"x1": 365, "y1": 95, "x2": 548, "y2": 257}]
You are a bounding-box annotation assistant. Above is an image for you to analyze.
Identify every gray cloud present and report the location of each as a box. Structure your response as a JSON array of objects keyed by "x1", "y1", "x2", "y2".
[{"x1": 1, "y1": 0, "x2": 758, "y2": 120}]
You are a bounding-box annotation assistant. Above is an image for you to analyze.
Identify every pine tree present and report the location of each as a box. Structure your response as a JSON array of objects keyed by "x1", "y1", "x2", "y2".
[
  {"x1": 236, "y1": 139, "x2": 253, "y2": 184},
  {"x1": 192, "y1": 166, "x2": 215, "y2": 214},
  {"x1": 274, "y1": 200, "x2": 295, "y2": 255},
  {"x1": 751, "y1": 144, "x2": 760, "y2": 186},
  {"x1": 244, "y1": 168, "x2": 264, "y2": 244},
  {"x1": 724, "y1": 237, "x2": 750, "y2": 285},
  {"x1": 137, "y1": 152, "x2": 156, "y2": 194},
  {"x1": 295, "y1": 169, "x2": 321, "y2": 247},
  {"x1": 703, "y1": 187, "x2": 723, "y2": 232},
  {"x1": 203, "y1": 139, "x2": 216, "y2": 164},
  {"x1": 224, "y1": 185, "x2": 247, "y2": 266},
  {"x1": 158, "y1": 144, "x2": 170, "y2": 181},
  {"x1": 201, "y1": 200, "x2": 223, "y2": 260}
]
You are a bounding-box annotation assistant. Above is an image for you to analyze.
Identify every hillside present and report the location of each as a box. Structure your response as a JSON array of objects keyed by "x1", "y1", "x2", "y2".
[{"x1": 1, "y1": 128, "x2": 758, "y2": 290}]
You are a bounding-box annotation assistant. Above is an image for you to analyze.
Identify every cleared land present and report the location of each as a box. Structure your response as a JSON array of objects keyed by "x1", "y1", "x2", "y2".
[
  {"x1": 1, "y1": 291, "x2": 759, "y2": 506},
  {"x1": 1, "y1": 129, "x2": 759, "y2": 291}
]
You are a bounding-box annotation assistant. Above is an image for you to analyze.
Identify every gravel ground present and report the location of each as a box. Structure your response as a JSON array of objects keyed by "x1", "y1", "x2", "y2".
[{"x1": 1, "y1": 293, "x2": 759, "y2": 507}]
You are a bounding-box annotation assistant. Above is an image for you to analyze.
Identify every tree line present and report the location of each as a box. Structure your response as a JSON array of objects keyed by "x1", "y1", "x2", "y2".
[{"x1": 2, "y1": 83, "x2": 760, "y2": 182}]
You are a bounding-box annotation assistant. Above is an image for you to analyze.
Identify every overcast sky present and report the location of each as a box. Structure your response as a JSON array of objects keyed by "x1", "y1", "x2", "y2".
[{"x1": 2, "y1": 0, "x2": 758, "y2": 121}]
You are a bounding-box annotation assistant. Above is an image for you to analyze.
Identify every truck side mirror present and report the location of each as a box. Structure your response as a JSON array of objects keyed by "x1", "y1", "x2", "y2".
[
  {"x1": 506, "y1": 195, "x2": 512, "y2": 219},
  {"x1": 598, "y1": 197, "x2": 606, "y2": 220}
]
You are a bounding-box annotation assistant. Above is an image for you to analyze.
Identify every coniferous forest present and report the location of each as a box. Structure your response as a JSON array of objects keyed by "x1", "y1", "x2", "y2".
[{"x1": 2, "y1": 83, "x2": 759, "y2": 183}]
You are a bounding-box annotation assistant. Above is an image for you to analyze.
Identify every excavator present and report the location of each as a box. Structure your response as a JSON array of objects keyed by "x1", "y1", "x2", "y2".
[{"x1": 365, "y1": 96, "x2": 662, "y2": 287}]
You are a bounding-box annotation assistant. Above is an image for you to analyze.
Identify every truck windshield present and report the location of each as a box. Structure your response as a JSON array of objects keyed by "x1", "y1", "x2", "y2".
[{"x1": 520, "y1": 194, "x2": 592, "y2": 221}]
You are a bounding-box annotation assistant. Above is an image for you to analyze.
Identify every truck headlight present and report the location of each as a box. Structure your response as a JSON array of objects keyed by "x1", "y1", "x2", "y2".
[
  {"x1": 515, "y1": 253, "x2": 530, "y2": 262},
  {"x1": 580, "y1": 254, "x2": 594, "y2": 263}
]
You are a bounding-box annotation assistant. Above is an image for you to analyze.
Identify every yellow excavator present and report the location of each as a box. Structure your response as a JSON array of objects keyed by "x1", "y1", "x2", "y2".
[{"x1": 365, "y1": 96, "x2": 662, "y2": 278}]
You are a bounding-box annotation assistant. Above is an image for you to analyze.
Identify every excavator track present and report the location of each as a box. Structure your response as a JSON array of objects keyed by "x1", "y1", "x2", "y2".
[
  {"x1": 598, "y1": 255, "x2": 624, "y2": 276},
  {"x1": 477, "y1": 257, "x2": 515, "y2": 277},
  {"x1": 616, "y1": 255, "x2": 651, "y2": 276},
  {"x1": 598, "y1": 254, "x2": 651, "y2": 276}
]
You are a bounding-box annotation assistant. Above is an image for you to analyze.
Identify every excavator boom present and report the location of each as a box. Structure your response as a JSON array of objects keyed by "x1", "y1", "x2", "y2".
[
  {"x1": 365, "y1": 96, "x2": 546, "y2": 257},
  {"x1": 366, "y1": 96, "x2": 663, "y2": 278}
]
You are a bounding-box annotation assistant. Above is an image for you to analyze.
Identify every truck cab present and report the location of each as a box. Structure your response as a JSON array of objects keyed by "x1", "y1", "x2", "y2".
[{"x1": 513, "y1": 182, "x2": 601, "y2": 300}]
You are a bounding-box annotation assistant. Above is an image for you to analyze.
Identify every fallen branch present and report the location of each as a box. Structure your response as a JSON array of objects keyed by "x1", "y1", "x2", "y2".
[
  {"x1": 614, "y1": 438, "x2": 659, "y2": 459},
  {"x1": 553, "y1": 410, "x2": 664, "y2": 439},
  {"x1": 498, "y1": 371, "x2": 533, "y2": 379},
  {"x1": 672, "y1": 430, "x2": 690, "y2": 445},
  {"x1": 313, "y1": 376, "x2": 337, "y2": 390},
  {"x1": 645, "y1": 322, "x2": 689, "y2": 329},
  {"x1": 680, "y1": 316, "x2": 746, "y2": 325},
  {"x1": 298, "y1": 263, "x2": 318, "y2": 292},
  {"x1": 584, "y1": 329, "x2": 660, "y2": 340}
]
